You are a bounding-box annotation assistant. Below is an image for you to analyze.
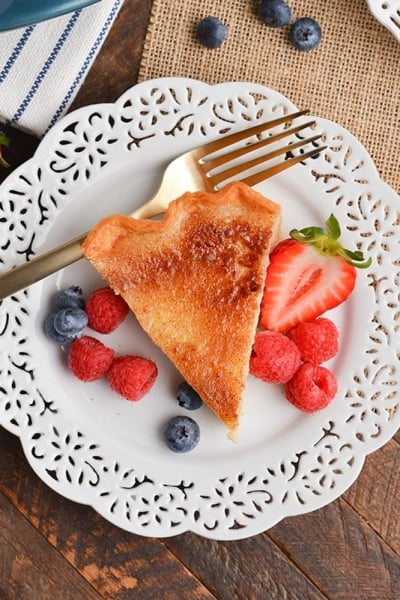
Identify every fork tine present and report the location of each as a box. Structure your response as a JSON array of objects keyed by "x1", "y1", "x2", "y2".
[
  {"x1": 193, "y1": 109, "x2": 310, "y2": 159},
  {"x1": 202, "y1": 119, "x2": 316, "y2": 171},
  {"x1": 238, "y1": 144, "x2": 327, "y2": 188},
  {"x1": 209, "y1": 134, "x2": 323, "y2": 187}
]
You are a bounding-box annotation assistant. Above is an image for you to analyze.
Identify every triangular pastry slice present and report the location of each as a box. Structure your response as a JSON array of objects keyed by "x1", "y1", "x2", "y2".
[{"x1": 82, "y1": 181, "x2": 282, "y2": 436}]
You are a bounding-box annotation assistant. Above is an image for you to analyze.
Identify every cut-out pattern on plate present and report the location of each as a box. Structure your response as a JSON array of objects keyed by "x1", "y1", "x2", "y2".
[
  {"x1": 0, "y1": 79, "x2": 399, "y2": 540},
  {"x1": 366, "y1": 0, "x2": 400, "y2": 40}
]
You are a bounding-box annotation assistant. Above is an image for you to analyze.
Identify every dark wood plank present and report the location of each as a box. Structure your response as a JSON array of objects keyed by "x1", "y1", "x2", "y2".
[
  {"x1": 0, "y1": 428, "x2": 215, "y2": 600},
  {"x1": 165, "y1": 532, "x2": 327, "y2": 600},
  {"x1": 0, "y1": 492, "x2": 102, "y2": 600},
  {"x1": 343, "y1": 439, "x2": 400, "y2": 554},
  {"x1": 268, "y1": 498, "x2": 400, "y2": 600}
]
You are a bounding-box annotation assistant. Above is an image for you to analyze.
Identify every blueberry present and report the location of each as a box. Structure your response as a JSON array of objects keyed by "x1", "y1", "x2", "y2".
[
  {"x1": 196, "y1": 16, "x2": 228, "y2": 49},
  {"x1": 44, "y1": 313, "x2": 73, "y2": 345},
  {"x1": 54, "y1": 307, "x2": 88, "y2": 337},
  {"x1": 258, "y1": 0, "x2": 292, "y2": 28},
  {"x1": 176, "y1": 381, "x2": 203, "y2": 410},
  {"x1": 56, "y1": 286, "x2": 85, "y2": 310},
  {"x1": 289, "y1": 17, "x2": 322, "y2": 51},
  {"x1": 164, "y1": 416, "x2": 200, "y2": 453}
]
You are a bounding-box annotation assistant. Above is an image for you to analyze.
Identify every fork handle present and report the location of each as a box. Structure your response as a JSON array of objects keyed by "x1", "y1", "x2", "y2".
[{"x1": 0, "y1": 233, "x2": 87, "y2": 300}]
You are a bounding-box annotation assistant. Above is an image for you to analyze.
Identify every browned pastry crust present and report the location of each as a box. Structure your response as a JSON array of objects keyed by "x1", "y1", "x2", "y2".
[{"x1": 82, "y1": 181, "x2": 282, "y2": 435}]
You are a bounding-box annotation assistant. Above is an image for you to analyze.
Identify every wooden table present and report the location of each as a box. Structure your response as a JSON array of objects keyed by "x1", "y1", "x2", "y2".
[{"x1": 1, "y1": 2, "x2": 399, "y2": 598}]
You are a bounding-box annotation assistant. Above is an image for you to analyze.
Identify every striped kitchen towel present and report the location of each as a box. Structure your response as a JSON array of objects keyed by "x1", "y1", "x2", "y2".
[{"x1": 0, "y1": 0, "x2": 124, "y2": 137}]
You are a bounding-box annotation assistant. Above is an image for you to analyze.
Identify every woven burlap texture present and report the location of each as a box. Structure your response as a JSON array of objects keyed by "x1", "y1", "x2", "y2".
[{"x1": 139, "y1": 0, "x2": 400, "y2": 194}]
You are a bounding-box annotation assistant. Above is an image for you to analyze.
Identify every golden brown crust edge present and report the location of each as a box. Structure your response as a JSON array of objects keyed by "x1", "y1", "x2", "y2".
[{"x1": 83, "y1": 182, "x2": 281, "y2": 250}]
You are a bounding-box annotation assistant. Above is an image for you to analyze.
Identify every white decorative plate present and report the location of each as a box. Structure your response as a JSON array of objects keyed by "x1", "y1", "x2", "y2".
[
  {"x1": 0, "y1": 78, "x2": 399, "y2": 541},
  {"x1": 366, "y1": 0, "x2": 400, "y2": 40}
]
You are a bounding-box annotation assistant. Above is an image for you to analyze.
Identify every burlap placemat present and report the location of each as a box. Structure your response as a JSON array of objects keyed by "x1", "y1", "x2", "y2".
[{"x1": 138, "y1": 0, "x2": 400, "y2": 194}]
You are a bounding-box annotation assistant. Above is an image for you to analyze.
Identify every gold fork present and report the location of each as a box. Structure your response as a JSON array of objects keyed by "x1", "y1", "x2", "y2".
[{"x1": 0, "y1": 110, "x2": 326, "y2": 299}]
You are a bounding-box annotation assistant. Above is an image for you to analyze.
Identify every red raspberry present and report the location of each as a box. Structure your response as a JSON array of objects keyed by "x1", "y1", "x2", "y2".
[
  {"x1": 68, "y1": 336, "x2": 115, "y2": 382},
  {"x1": 287, "y1": 317, "x2": 339, "y2": 365},
  {"x1": 86, "y1": 287, "x2": 129, "y2": 334},
  {"x1": 107, "y1": 356, "x2": 158, "y2": 401},
  {"x1": 250, "y1": 330, "x2": 301, "y2": 384},
  {"x1": 285, "y1": 363, "x2": 337, "y2": 412}
]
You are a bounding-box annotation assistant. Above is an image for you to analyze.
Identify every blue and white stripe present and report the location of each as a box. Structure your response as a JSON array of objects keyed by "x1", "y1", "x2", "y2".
[
  {"x1": 48, "y1": 0, "x2": 122, "y2": 132},
  {"x1": 0, "y1": 26, "x2": 35, "y2": 84},
  {"x1": 0, "y1": 0, "x2": 123, "y2": 136}
]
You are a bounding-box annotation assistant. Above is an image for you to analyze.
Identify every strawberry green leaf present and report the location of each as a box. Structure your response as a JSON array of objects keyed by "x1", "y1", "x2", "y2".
[
  {"x1": 340, "y1": 248, "x2": 372, "y2": 268},
  {"x1": 0, "y1": 131, "x2": 10, "y2": 147},
  {"x1": 0, "y1": 132, "x2": 10, "y2": 168},
  {"x1": 290, "y1": 213, "x2": 372, "y2": 268},
  {"x1": 290, "y1": 226, "x2": 323, "y2": 242},
  {"x1": 325, "y1": 214, "x2": 341, "y2": 240}
]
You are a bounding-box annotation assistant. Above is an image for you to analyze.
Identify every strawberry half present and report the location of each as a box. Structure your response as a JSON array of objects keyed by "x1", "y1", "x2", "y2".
[{"x1": 260, "y1": 214, "x2": 371, "y2": 333}]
